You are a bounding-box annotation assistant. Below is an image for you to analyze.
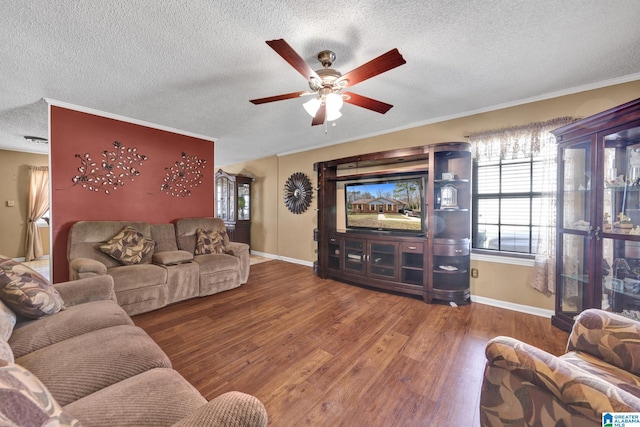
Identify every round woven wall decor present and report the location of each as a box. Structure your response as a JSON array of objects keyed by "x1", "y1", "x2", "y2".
[{"x1": 283, "y1": 172, "x2": 313, "y2": 214}]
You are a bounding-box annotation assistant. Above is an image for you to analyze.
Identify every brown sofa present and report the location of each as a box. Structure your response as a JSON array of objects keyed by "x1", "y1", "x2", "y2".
[
  {"x1": 1, "y1": 272, "x2": 267, "y2": 426},
  {"x1": 175, "y1": 217, "x2": 251, "y2": 288},
  {"x1": 68, "y1": 218, "x2": 250, "y2": 316},
  {"x1": 480, "y1": 309, "x2": 640, "y2": 426}
]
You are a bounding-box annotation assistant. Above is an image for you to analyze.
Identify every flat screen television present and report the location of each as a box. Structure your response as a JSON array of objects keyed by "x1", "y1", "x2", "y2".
[{"x1": 344, "y1": 175, "x2": 425, "y2": 234}]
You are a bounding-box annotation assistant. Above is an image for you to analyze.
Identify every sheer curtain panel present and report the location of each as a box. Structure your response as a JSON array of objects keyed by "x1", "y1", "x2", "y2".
[{"x1": 25, "y1": 166, "x2": 49, "y2": 261}]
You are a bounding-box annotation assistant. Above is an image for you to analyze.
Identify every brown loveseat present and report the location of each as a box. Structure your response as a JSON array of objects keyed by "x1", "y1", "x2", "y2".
[
  {"x1": 1, "y1": 269, "x2": 267, "y2": 426},
  {"x1": 68, "y1": 218, "x2": 249, "y2": 315},
  {"x1": 480, "y1": 309, "x2": 640, "y2": 426}
]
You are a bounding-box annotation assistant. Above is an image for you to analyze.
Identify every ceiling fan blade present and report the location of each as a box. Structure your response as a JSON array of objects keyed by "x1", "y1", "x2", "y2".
[
  {"x1": 250, "y1": 91, "x2": 311, "y2": 105},
  {"x1": 337, "y1": 48, "x2": 406, "y2": 88},
  {"x1": 311, "y1": 104, "x2": 326, "y2": 126},
  {"x1": 343, "y1": 92, "x2": 394, "y2": 114},
  {"x1": 266, "y1": 39, "x2": 320, "y2": 83}
]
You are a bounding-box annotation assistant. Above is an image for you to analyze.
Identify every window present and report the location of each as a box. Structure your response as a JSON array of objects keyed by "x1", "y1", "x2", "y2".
[
  {"x1": 469, "y1": 118, "x2": 575, "y2": 257},
  {"x1": 473, "y1": 152, "x2": 551, "y2": 254},
  {"x1": 36, "y1": 209, "x2": 50, "y2": 226},
  {"x1": 470, "y1": 117, "x2": 575, "y2": 295}
]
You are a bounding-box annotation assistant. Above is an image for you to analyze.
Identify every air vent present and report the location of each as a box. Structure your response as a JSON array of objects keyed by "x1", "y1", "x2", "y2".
[{"x1": 24, "y1": 136, "x2": 48, "y2": 144}]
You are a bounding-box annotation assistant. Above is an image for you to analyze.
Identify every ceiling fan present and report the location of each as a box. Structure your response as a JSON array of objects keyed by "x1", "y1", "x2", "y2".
[{"x1": 250, "y1": 39, "x2": 406, "y2": 126}]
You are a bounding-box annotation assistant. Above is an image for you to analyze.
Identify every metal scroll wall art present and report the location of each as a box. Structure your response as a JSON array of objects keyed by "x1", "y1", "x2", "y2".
[
  {"x1": 283, "y1": 172, "x2": 313, "y2": 214},
  {"x1": 72, "y1": 141, "x2": 148, "y2": 194},
  {"x1": 160, "y1": 152, "x2": 207, "y2": 197},
  {"x1": 72, "y1": 141, "x2": 206, "y2": 198}
]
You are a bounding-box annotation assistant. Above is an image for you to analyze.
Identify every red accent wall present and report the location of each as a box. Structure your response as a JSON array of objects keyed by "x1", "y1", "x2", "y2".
[{"x1": 50, "y1": 106, "x2": 214, "y2": 282}]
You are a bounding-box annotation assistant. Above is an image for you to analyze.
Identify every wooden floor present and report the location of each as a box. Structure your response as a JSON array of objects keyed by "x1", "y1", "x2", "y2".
[{"x1": 133, "y1": 260, "x2": 569, "y2": 426}]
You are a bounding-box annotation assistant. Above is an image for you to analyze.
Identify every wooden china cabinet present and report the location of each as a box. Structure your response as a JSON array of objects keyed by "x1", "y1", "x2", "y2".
[
  {"x1": 551, "y1": 98, "x2": 640, "y2": 331},
  {"x1": 215, "y1": 169, "x2": 252, "y2": 245}
]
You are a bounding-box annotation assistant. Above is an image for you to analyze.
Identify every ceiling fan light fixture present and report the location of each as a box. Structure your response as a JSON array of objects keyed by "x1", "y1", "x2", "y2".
[
  {"x1": 303, "y1": 97, "x2": 321, "y2": 117},
  {"x1": 326, "y1": 109, "x2": 342, "y2": 122},
  {"x1": 325, "y1": 92, "x2": 343, "y2": 121},
  {"x1": 325, "y1": 92, "x2": 343, "y2": 113},
  {"x1": 304, "y1": 92, "x2": 344, "y2": 122}
]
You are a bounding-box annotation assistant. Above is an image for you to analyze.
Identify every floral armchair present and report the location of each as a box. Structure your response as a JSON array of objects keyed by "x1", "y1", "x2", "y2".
[{"x1": 480, "y1": 309, "x2": 640, "y2": 426}]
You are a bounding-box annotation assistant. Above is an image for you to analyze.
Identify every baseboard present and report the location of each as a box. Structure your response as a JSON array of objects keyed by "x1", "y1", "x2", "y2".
[
  {"x1": 251, "y1": 252, "x2": 554, "y2": 317},
  {"x1": 250, "y1": 251, "x2": 314, "y2": 268},
  {"x1": 250, "y1": 250, "x2": 279, "y2": 261},
  {"x1": 12, "y1": 255, "x2": 50, "y2": 263},
  {"x1": 471, "y1": 295, "x2": 555, "y2": 318}
]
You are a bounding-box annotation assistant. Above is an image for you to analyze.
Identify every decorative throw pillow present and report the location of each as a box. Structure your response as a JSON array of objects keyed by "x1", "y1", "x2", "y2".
[
  {"x1": 0, "y1": 339, "x2": 13, "y2": 363},
  {"x1": 100, "y1": 226, "x2": 155, "y2": 265},
  {"x1": 0, "y1": 300, "x2": 16, "y2": 341},
  {"x1": 0, "y1": 360, "x2": 81, "y2": 426},
  {"x1": 195, "y1": 228, "x2": 226, "y2": 255},
  {"x1": 220, "y1": 229, "x2": 230, "y2": 247},
  {"x1": 0, "y1": 258, "x2": 65, "y2": 319}
]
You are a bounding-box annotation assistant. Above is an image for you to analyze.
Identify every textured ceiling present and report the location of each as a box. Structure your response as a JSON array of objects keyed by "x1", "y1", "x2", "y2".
[{"x1": 2, "y1": 1, "x2": 640, "y2": 165}]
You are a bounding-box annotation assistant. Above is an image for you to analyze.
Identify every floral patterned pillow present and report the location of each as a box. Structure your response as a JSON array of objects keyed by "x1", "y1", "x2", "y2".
[
  {"x1": 0, "y1": 258, "x2": 65, "y2": 319},
  {"x1": 0, "y1": 339, "x2": 13, "y2": 363},
  {"x1": 0, "y1": 300, "x2": 16, "y2": 341},
  {"x1": 195, "y1": 228, "x2": 226, "y2": 255},
  {"x1": 100, "y1": 226, "x2": 155, "y2": 265},
  {"x1": 0, "y1": 360, "x2": 81, "y2": 426}
]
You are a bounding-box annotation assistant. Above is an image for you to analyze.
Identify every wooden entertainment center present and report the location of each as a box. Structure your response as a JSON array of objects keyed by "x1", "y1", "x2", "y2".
[{"x1": 314, "y1": 142, "x2": 471, "y2": 304}]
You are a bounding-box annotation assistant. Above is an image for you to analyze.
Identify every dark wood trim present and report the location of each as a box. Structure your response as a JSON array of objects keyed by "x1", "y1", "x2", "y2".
[{"x1": 551, "y1": 97, "x2": 640, "y2": 141}]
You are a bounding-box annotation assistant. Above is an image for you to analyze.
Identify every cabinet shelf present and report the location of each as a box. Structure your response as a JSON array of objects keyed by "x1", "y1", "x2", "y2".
[
  {"x1": 372, "y1": 262, "x2": 395, "y2": 268},
  {"x1": 434, "y1": 179, "x2": 470, "y2": 184},
  {"x1": 605, "y1": 185, "x2": 640, "y2": 191},
  {"x1": 434, "y1": 269, "x2": 468, "y2": 275},
  {"x1": 560, "y1": 273, "x2": 589, "y2": 284}
]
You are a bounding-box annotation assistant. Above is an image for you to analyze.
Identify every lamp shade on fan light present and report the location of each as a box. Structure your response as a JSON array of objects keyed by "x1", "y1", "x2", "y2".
[{"x1": 303, "y1": 92, "x2": 344, "y2": 121}]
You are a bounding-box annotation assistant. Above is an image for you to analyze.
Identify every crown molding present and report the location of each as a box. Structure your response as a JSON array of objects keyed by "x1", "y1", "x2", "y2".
[{"x1": 44, "y1": 98, "x2": 217, "y2": 143}]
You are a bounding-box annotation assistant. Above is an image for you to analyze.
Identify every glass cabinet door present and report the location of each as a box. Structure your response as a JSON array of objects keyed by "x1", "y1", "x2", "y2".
[
  {"x1": 558, "y1": 233, "x2": 590, "y2": 315},
  {"x1": 600, "y1": 123, "x2": 640, "y2": 320},
  {"x1": 343, "y1": 239, "x2": 365, "y2": 274},
  {"x1": 368, "y1": 242, "x2": 397, "y2": 279},
  {"x1": 228, "y1": 181, "x2": 235, "y2": 221},
  {"x1": 216, "y1": 177, "x2": 230, "y2": 220},
  {"x1": 557, "y1": 138, "x2": 595, "y2": 318},
  {"x1": 238, "y1": 183, "x2": 250, "y2": 220},
  {"x1": 561, "y1": 140, "x2": 593, "y2": 232}
]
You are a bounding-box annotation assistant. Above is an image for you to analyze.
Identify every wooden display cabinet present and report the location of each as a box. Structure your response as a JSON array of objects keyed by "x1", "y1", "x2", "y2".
[
  {"x1": 215, "y1": 169, "x2": 252, "y2": 245},
  {"x1": 551, "y1": 98, "x2": 640, "y2": 331},
  {"x1": 314, "y1": 142, "x2": 471, "y2": 303}
]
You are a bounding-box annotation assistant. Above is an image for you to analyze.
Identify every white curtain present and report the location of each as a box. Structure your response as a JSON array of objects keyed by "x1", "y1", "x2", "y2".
[
  {"x1": 469, "y1": 117, "x2": 576, "y2": 294},
  {"x1": 25, "y1": 166, "x2": 49, "y2": 261}
]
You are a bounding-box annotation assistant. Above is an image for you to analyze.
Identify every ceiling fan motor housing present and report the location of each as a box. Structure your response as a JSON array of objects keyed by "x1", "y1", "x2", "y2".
[
  {"x1": 317, "y1": 50, "x2": 335, "y2": 67},
  {"x1": 311, "y1": 68, "x2": 343, "y2": 91}
]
